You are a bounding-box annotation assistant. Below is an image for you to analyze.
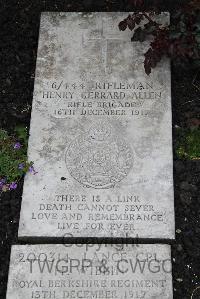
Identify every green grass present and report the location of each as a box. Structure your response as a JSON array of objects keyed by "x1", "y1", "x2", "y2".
[{"x1": 176, "y1": 127, "x2": 200, "y2": 160}]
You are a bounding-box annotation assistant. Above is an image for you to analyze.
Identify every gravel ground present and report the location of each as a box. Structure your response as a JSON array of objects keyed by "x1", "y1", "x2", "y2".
[{"x1": 0, "y1": 1, "x2": 199, "y2": 299}]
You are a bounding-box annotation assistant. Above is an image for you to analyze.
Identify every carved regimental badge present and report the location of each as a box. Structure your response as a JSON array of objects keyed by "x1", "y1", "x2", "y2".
[{"x1": 65, "y1": 121, "x2": 133, "y2": 188}]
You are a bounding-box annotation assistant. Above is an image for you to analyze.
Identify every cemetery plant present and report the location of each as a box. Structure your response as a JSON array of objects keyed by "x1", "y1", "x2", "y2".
[
  {"x1": 0, "y1": 126, "x2": 36, "y2": 192},
  {"x1": 119, "y1": 0, "x2": 200, "y2": 75},
  {"x1": 176, "y1": 127, "x2": 200, "y2": 160}
]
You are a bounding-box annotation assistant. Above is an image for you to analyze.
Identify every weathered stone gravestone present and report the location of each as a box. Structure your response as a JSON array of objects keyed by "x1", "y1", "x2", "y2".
[
  {"x1": 6, "y1": 244, "x2": 173, "y2": 299},
  {"x1": 18, "y1": 12, "x2": 175, "y2": 239}
]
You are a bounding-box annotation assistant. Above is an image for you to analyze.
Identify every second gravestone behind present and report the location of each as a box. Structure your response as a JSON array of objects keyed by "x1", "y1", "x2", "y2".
[
  {"x1": 6, "y1": 244, "x2": 173, "y2": 299},
  {"x1": 18, "y1": 12, "x2": 175, "y2": 239}
]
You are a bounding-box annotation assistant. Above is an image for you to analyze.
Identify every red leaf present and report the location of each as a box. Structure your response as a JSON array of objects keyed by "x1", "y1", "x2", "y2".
[
  {"x1": 135, "y1": 14, "x2": 143, "y2": 25},
  {"x1": 188, "y1": 118, "x2": 200, "y2": 127},
  {"x1": 126, "y1": 15, "x2": 136, "y2": 31},
  {"x1": 129, "y1": 0, "x2": 144, "y2": 7},
  {"x1": 119, "y1": 20, "x2": 127, "y2": 31},
  {"x1": 144, "y1": 48, "x2": 153, "y2": 75},
  {"x1": 144, "y1": 48, "x2": 162, "y2": 75}
]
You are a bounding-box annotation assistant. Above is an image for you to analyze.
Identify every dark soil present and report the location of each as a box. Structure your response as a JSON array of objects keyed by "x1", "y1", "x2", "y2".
[{"x1": 0, "y1": 1, "x2": 199, "y2": 299}]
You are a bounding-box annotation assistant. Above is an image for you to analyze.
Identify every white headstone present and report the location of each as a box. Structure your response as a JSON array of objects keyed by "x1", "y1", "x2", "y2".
[
  {"x1": 6, "y1": 244, "x2": 173, "y2": 299},
  {"x1": 18, "y1": 12, "x2": 175, "y2": 239}
]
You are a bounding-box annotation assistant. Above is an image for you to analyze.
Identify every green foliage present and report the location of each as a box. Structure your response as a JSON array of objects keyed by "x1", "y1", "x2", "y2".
[
  {"x1": 15, "y1": 126, "x2": 29, "y2": 147},
  {"x1": 0, "y1": 126, "x2": 35, "y2": 192},
  {"x1": 176, "y1": 127, "x2": 200, "y2": 160}
]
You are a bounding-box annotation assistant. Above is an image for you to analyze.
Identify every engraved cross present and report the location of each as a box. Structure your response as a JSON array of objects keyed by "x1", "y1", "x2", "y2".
[{"x1": 82, "y1": 19, "x2": 129, "y2": 74}]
